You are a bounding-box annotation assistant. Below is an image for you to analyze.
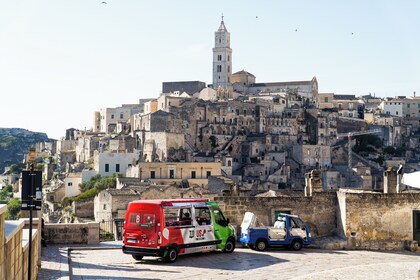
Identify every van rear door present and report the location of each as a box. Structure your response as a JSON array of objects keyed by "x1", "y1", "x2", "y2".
[{"x1": 124, "y1": 210, "x2": 159, "y2": 248}]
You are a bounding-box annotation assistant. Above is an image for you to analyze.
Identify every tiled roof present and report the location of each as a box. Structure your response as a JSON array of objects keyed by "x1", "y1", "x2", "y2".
[
  {"x1": 232, "y1": 70, "x2": 255, "y2": 77},
  {"x1": 106, "y1": 188, "x2": 139, "y2": 196},
  {"x1": 118, "y1": 178, "x2": 150, "y2": 187},
  {"x1": 334, "y1": 94, "x2": 356, "y2": 100}
]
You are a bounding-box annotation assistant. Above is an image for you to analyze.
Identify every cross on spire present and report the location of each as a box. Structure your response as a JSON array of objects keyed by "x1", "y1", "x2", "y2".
[{"x1": 218, "y1": 14, "x2": 227, "y2": 31}]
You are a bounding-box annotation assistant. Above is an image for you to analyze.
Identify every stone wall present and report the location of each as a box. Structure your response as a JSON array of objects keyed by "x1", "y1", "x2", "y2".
[
  {"x1": 339, "y1": 190, "x2": 420, "y2": 250},
  {"x1": 5, "y1": 221, "x2": 24, "y2": 280},
  {"x1": 215, "y1": 192, "x2": 338, "y2": 237},
  {"x1": 337, "y1": 118, "x2": 367, "y2": 134},
  {"x1": 73, "y1": 198, "x2": 94, "y2": 218},
  {"x1": 45, "y1": 222, "x2": 99, "y2": 244},
  {"x1": 140, "y1": 186, "x2": 215, "y2": 201},
  {"x1": 0, "y1": 206, "x2": 40, "y2": 280}
]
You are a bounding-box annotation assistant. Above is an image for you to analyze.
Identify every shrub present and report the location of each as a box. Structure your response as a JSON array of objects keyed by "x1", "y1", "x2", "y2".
[
  {"x1": 72, "y1": 188, "x2": 99, "y2": 201},
  {"x1": 5, "y1": 198, "x2": 21, "y2": 220},
  {"x1": 79, "y1": 175, "x2": 117, "y2": 193}
]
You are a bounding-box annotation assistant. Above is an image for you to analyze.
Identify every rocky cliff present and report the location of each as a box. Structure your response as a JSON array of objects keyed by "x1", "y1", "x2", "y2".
[{"x1": 0, "y1": 128, "x2": 51, "y2": 173}]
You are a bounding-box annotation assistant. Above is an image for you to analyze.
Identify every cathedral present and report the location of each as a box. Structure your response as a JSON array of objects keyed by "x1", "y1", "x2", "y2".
[
  {"x1": 164, "y1": 17, "x2": 318, "y2": 101},
  {"x1": 210, "y1": 17, "x2": 318, "y2": 101}
]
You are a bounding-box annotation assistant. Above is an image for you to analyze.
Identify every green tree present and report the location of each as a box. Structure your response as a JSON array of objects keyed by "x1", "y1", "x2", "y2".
[
  {"x1": 0, "y1": 184, "x2": 13, "y2": 201},
  {"x1": 79, "y1": 175, "x2": 117, "y2": 193},
  {"x1": 353, "y1": 134, "x2": 382, "y2": 153},
  {"x1": 383, "y1": 146, "x2": 395, "y2": 155},
  {"x1": 36, "y1": 162, "x2": 44, "y2": 170},
  {"x1": 8, "y1": 164, "x2": 21, "y2": 174},
  {"x1": 395, "y1": 147, "x2": 406, "y2": 157},
  {"x1": 5, "y1": 198, "x2": 21, "y2": 220}
]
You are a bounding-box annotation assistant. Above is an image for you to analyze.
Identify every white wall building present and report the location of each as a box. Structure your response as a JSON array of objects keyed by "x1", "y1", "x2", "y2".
[
  {"x1": 94, "y1": 150, "x2": 140, "y2": 177},
  {"x1": 382, "y1": 99, "x2": 404, "y2": 117},
  {"x1": 63, "y1": 173, "x2": 82, "y2": 198}
]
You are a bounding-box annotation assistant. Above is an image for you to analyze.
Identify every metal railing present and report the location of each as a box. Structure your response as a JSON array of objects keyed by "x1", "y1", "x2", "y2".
[{"x1": 99, "y1": 219, "x2": 124, "y2": 241}]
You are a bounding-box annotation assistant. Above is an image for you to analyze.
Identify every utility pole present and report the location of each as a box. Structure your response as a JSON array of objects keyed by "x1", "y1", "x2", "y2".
[
  {"x1": 28, "y1": 163, "x2": 34, "y2": 280},
  {"x1": 21, "y1": 148, "x2": 42, "y2": 280}
]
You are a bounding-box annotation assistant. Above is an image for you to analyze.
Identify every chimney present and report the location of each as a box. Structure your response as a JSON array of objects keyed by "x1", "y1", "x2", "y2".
[
  {"x1": 305, "y1": 169, "x2": 323, "y2": 196},
  {"x1": 383, "y1": 166, "x2": 402, "y2": 194}
]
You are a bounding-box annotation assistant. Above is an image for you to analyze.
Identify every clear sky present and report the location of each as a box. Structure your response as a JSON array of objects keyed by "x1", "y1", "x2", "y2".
[{"x1": 1, "y1": 1, "x2": 419, "y2": 139}]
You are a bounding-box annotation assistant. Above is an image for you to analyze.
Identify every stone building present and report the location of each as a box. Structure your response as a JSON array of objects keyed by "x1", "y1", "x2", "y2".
[
  {"x1": 246, "y1": 78, "x2": 318, "y2": 101},
  {"x1": 135, "y1": 161, "x2": 221, "y2": 188},
  {"x1": 142, "y1": 99, "x2": 158, "y2": 115},
  {"x1": 75, "y1": 133, "x2": 101, "y2": 163},
  {"x1": 57, "y1": 138, "x2": 77, "y2": 153},
  {"x1": 63, "y1": 172, "x2": 82, "y2": 198},
  {"x1": 94, "y1": 188, "x2": 141, "y2": 223},
  {"x1": 93, "y1": 104, "x2": 144, "y2": 134},
  {"x1": 318, "y1": 93, "x2": 363, "y2": 119},
  {"x1": 292, "y1": 144, "x2": 332, "y2": 168},
  {"x1": 94, "y1": 185, "x2": 216, "y2": 224},
  {"x1": 162, "y1": 81, "x2": 206, "y2": 95},
  {"x1": 232, "y1": 71, "x2": 318, "y2": 101},
  {"x1": 315, "y1": 109, "x2": 339, "y2": 146},
  {"x1": 317, "y1": 93, "x2": 334, "y2": 109},
  {"x1": 156, "y1": 91, "x2": 191, "y2": 112}
]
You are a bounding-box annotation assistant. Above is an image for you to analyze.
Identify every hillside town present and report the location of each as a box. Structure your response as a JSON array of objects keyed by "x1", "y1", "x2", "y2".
[
  {"x1": 2, "y1": 17, "x2": 419, "y2": 242},
  {"x1": 1, "y1": 17, "x2": 420, "y2": 279}
]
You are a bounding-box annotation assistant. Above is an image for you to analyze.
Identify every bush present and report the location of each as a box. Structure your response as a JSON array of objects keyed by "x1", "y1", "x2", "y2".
[
  {"x1": 5, "y1": 198, "x2": 21, "y2": 220},
  {"x1": 0, "y1": 184, "x2": 13, "y2": 201},
  {"x1": 72, "y1": 188, "x2": 99, "y2": 202},
  {"x1": 383, "y1": 146, "x2": 395, "y2": 155},
  {"x1": 79, "y1": 175, "x2": 117, "y2": 193},
  {"x1": 353, "y1": 134, "x2": 382, "y2": 153}
]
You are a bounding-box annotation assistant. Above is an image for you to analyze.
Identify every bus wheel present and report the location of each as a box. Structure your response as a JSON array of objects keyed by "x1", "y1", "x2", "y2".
[
  {"x1": 223, "y1": 239, "x2": 235, "y2": 253},
  {"x1": 132, "y1": 255, "x2": 143, "y2": 261},
  {"x1": 165, "y1": 247, "x2": 178, "y2": 263},
  {"x1": 256, "y1": 239, "x2": 267, "y2": 251},
  {"x1": 291, "y1": 239, "x2": 303, "y2": 251}
]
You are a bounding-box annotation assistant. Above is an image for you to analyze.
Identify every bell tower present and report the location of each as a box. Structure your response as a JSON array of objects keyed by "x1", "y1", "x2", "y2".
[{"x1": 212, "y1": 16, "x2": 232, "y2": 92}]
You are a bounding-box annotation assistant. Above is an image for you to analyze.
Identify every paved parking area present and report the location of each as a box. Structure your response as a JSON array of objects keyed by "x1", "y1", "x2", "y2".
[{"x1": 38, "y1": 244, "x2": 420, "y2": 280}]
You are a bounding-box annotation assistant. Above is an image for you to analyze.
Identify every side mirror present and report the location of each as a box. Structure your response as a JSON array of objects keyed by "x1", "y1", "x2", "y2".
[{"x1": 301, "y1": 227, "x2": 306, "y2": 231}]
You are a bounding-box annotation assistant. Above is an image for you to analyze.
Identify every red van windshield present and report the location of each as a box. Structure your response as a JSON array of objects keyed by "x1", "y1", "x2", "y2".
[{"x1": 128, "y1": 212, "x2": 156, "y2": 232}]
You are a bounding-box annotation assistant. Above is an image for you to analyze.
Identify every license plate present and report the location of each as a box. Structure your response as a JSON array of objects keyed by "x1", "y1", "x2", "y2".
[{"x1": 127, "y1": 238, "x2": 137, "y2": 243}]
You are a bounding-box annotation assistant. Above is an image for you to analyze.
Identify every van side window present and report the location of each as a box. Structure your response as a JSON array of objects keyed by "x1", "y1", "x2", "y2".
[
  {"x1": 164, "y1": 208, "x2": 191, "y2": 227},
  {"x1": 179, "y1": 208, "x2": 192, "y2": 226},
  {"x1": 164, "y1": 208, "x2": 178, "y2": 227},
  {"x1": 195, "y1": 207, "x2": 211, "y2": 226}
]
